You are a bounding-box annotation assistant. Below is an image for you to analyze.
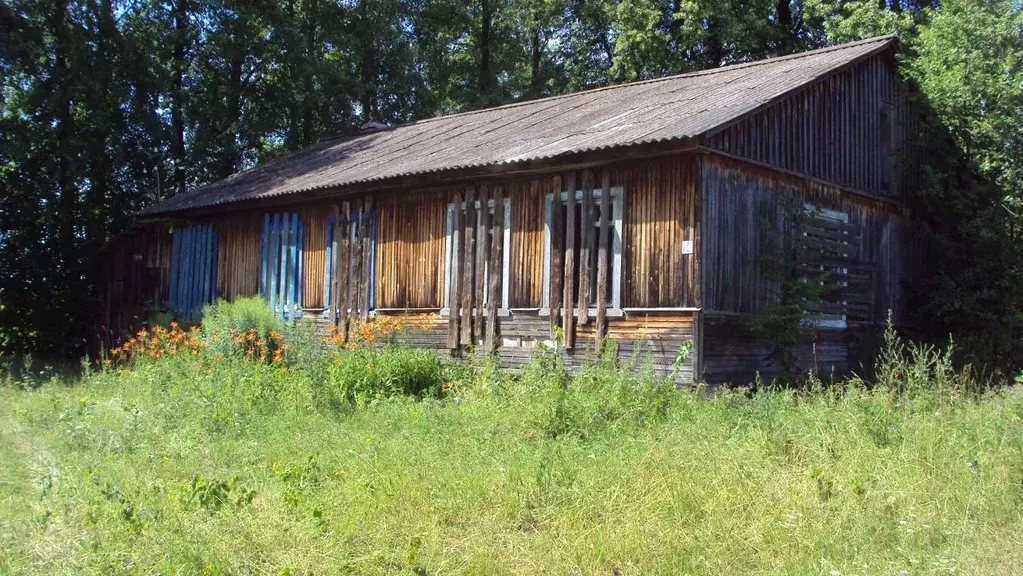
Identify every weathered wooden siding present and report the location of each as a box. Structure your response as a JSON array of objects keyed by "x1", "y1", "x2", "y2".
[
  {"x1": 700, "y1": 314, "x2": 883, "y2": 384},
  {"x1": 508, "y1": 180, "x2": 547, "y2": 308},
  {"x1": 700, "y1": 154, "x2": 924, "y2": 323},
  {"x1": 301, "y1": 207, "x2": 330, "y2": 309},
  {"x1": 375, "y1": 191, "x2": 447, "y2": 309},
  {"x1": 703, "y1": 52, "x2": 906, "y2": 199},
  {"x1": 216, "y1": 216, "x2": 262, "y2": 301},
  {"x1": 621, "y1": 155, "x2": 699, "y2": 308}
]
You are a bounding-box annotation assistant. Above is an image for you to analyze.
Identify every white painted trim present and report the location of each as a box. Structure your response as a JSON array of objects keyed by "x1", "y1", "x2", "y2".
[
  {"x1": 443, "y1": 198, "x2": 511, "y2": 309},
  {"x1": 542, "y1": 185, "x2": 625, "y2": 310}
]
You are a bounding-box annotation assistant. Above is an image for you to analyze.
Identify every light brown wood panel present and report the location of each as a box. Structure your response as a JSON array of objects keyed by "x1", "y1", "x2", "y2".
[
  {"x1": 302, "y1": 207, "x2": 330, "y2": 308},
  {"x1": 215, "y1": 215, "x2": 262, "y2": 301},
  {"x1": 375, "y1": 190, "x2": 447, "y2": 308}
]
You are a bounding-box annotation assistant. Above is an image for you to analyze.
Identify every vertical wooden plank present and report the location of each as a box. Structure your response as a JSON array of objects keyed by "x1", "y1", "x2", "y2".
[
  {"x1": 339, "y1": 203, "x2": 353, "y2": 335},
  {"x1": 169, "y1": 226, "x2": 181, "y2": 313},
  {"x1": 296, "y1": 215, "x2": 304, "y2": 310},
  {"x1": 268, "y1": 214, "x2": 280, "y2": 316},
  {"x1": 359, "y1": 198, "x2": 373, "y2": 321},
  {"x1": 260, "y1": 215, "x2": 269, "y2": 297},
  {"x1": 447, "y1": 190, "x2": 464, "y2": 350},
  {"x1": 562, "y1": 172, "x2": 577, "y2": 349},
  {"x1": 279, "y1": 214, "x2": 290, "y2": 317},
  {"x1": 485, "y1": 187, "x2": 504, "y2": 354},
  {"x1": 596, "y1": 169, "x2": 611, "y2": 341},
  {"x1": 325, "y1": 212, "x2": 335, "y2": 315},
  {"x1": 578, "y1": 171, "x2": 594, "y2": 325},
  {"x1": 548, "y1": 175, "x2": 563, "y2": 337},
  {"x1": 351, "y1": 200, "x2": 365, "y2": 322},
  {"x1": 202, "y1": 224, "x2": 213, "y2": 309},
  {"x1": 461, "y1": 186, "x2": 476, "y2": 345},
  {"x1": 474, "y1": 185, "x2": 490, "y2": 339}
]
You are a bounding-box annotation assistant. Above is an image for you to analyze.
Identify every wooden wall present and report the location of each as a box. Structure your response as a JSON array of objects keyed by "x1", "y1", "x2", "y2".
[
  {"x1": 216, "y1": 215, "x2": 262, "y2": 301},
  {"x1": 375, "y1": 190, "x2": 447, "y2": 308},
  {"x1": 702, "y1": 52, "x2": 907, "y2": 199},
  {"x1": 700, "y1": 154, "x2": 925, "y2": 323}
]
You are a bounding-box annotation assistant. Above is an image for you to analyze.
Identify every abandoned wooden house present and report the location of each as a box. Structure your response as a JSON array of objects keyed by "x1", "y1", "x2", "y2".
[{"x1": 94, "y1": 35, "x2": 926, "y2": 384}]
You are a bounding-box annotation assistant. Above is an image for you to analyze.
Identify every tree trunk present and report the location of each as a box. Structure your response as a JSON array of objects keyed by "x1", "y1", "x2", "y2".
[
  {"x1": 302, "y1": 0, "x2": 318, "y2": 143},
  {"x1": 529, "y1": 23, "x2": 542, "y2": 98},
  {"x1": 51, "y1": 0, "x2": 78, "y2": 264},
  {"x1": 172, "y1": 0, "x2": 188, "y2": 195},
  {"x1": 478, "y1": 0, "x2": 492, "y2": 106}
]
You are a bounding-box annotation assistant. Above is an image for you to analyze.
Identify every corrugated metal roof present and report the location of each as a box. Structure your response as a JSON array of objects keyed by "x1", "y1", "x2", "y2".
[{"x1": 143, "y1": 35, "x2": 896, "y2": 215}]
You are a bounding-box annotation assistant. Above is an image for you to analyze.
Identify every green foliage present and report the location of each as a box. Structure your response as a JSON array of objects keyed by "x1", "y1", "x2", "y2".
[
  {"x1": 3, "y1": 337, "x2": 1023, "y2": 573},
  {"x1": 315, "y1": 346, "x2": 445, "y2": 409}
]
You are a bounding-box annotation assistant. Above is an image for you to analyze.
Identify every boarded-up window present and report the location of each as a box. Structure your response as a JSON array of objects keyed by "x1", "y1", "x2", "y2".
[
  {"x1": 443, "y1": 196, "x2": 511, "y2": 311},
  {"x1": 542, "y1": 186, "x2": 623, "y2": 312},
  {"x1": 260, "y1": 213, "x2": 304, "y2": 318},
  {"x1": 168, "y1": 223, "x2": 218, "y2": 320},
  {"x1": 799, "y1": 205, "x2": 872, "y2": 327},
  {"x1": 324, "y1": 211, "x2": 376, "y2": 314}
]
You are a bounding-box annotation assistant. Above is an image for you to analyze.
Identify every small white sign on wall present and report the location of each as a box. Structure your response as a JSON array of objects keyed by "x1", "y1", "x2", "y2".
[{"x1": 681, "y1": 240, "x2": 694, "y2": 255}]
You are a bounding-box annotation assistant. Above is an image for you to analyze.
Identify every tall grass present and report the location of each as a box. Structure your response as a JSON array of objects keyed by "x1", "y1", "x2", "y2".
[{"x1": 1, "y1": 301, "x2": 1021, "y2": 574}]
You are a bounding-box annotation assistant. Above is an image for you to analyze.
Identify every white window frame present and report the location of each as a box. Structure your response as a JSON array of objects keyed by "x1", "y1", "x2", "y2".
[
  {"x1": 441, "y1": 196, "x2": 512, "y2": 316},
  {"x1": 803, "y1": 204, "x2": 849, "y2": 329},
  {"x1": 540, "y1": 186, "x2": 624, "y2": 317}
]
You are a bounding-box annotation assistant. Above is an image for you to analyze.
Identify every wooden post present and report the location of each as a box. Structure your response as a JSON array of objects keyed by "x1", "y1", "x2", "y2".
[
  {"x1": 474, "y1": 185, "x2": 490, "y2": 340},
  {"x1": 562, "y1": 173, "x2": 577, "y2": 349},
  {"x1": 351, "y1": 200, "x2": 365, "y2": 324},
  {"x1": 269, "y1": 214, "x2": 280, "y2": 317},
  {"x1": 461, "y1": 186, "x2": 476, "y2": 346},
  {"x1": 485, "y1": 187, "x2": 504, "y2": 354},
  {"x1": 359, "y1": 198, "x2": 373, "y2": 322},
  {"x1": 577, "y1": 171, "x2": 594, "y2": 326},
  {"x1": 329, "y1": 206, "x2": 340, "y2": 325},
  {"x1": 447, "y1": 190, "x2": 463, "y2": 350},
  {"x1": 340, "y1": 202, "x2": 353, "y2": 339},
  {"x1": 596, "y1": 169, "x2": 611, "y2": 342},
  {"x1": 549, "y1": 175, "x2": 563, "y2": 338}
]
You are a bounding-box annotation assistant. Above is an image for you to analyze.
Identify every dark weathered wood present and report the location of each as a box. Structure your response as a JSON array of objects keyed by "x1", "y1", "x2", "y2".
[
  {"x1": 474, "y1": 185, "x2": 490, "y2": 339},
  {"x1": 461, "y1": 186, "x2": 476, "y2": 346},
  {"x1": 577, "y1": 170, "x2": 594, "y2": 325},
  {"x1": 359, "y1": 197, "x2": 374, "y2": 321},
  {"x1": 447, "y1": 190, "x2": 463, "y2": 350},
  {"x1": 329, "y1": 205, "x2": 340, "y2": 325},
  {"x1": 549, "y1": 175, "x2": 563, "y2": 338},
  {"x1": 485, "y1": 187, "x2": 504, "y2": 354},
  {"x1": 351, "y1": 199, "x2": 365, "y2": 322},
  {"x1": 562, "y1": 172, "x2": 577, "y2": 348},
  {"x1": 596, "y1": 169, "x2": 611, "y2": 341},
  {"x1": 339, "y1": 202, "x2": 352, "y2": 338}
]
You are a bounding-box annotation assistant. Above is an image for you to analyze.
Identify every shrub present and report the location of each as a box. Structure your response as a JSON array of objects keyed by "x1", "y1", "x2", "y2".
[{"x1": 315, "y1": 346, "x2": 443, "y2": 408}]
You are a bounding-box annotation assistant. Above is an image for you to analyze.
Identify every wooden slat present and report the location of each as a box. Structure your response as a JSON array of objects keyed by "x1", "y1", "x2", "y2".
[
  {"x1": 340, "y1": 202, "x2": 353, "y2": 337},
  {"x1": 447, "y1": 190, "x2": 463, "y2": 350},
  {"x1": 329, "y1": 206, "x2": 340, "y2": 322},
  {"x1": 485, "y1": 187, "x2": 504, "y2": 354},
  {"x1": 596, "y1": 169, "x2": 611, "y2": 341},
  {"x1": 562, "y1": 172, "x2": 577, "y2": 348},
  {"x1": 549, "y1": 175, "x2": 563, "y2": 338},
  {"x1": 461, "y1": 186, "x2": 476, "y2": 345},
  {"x1": 578, "y1": 170, "x2": 594, "y2": 325},
  {"x1": 474, "y1": 185, "x2": 490, "y2": 339},
  {"x1": 359, "y1": 198, "x2": 373, "y2": 322}
]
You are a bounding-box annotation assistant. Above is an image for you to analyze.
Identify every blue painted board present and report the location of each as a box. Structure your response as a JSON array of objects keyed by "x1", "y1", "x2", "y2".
[
  {"x1": 260, "y1": 214, "x2": 270, "y2": 297},
  {"x1": 269, "y1": 213, "x2": 280, "y2": 315}
]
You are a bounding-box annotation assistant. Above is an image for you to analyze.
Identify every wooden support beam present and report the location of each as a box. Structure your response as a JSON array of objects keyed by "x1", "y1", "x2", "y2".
[
  {"x1": 596, "y1": 169, "x2": 611, "y2": 342},
  {"x1": 562, "y1": 172, "x2": 577, "y2": 349},
  {"x1": 447, "y1": 190, "x2": 463, "y2": 350},
  {"x1": 461, "y1": 186, "x2": 476, "y2": 347},
  {"x1": 485, "y1": 187, "x2": 504, "y2": 354},
  {"x1": 351, "y1": 200, "x2": 365, "y2": 324},
  {"x1": 549, "y1": 175, "x2": 563, "y2": 339},
  {"x1": 578, "y1": 171, "x2": 594, "y2": 326},
  {"x1": 340, "y1": 202, "x2": 353, "y2": 339},
  {"x1": 359, "y1": 198, "x2": 373, "y2": 322},
  {"x1": 474, "y1": 185, "x2": 490, "y2": 340},
  {"x1": 329, "y1": 206, "x2": 340, "y2": 326}
]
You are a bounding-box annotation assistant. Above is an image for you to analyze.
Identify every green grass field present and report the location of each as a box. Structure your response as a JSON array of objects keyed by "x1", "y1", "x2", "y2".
[{"x1": 1, "y1": 304, "x2": 1022, "y2": 574}]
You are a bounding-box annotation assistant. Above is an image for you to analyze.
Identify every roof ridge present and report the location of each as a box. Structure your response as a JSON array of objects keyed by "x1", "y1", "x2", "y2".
[{"x1": 408, "y1": 34, "x2": 898, "y2": 127}]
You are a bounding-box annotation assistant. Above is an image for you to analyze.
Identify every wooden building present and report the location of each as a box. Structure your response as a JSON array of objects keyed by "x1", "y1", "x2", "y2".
[{"x1": 93, "y1": 35, "x2": 926, "y2": 384}]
